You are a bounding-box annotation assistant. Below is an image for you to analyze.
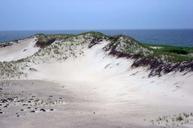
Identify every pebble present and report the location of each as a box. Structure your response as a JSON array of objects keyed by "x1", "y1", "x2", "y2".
[
  {"x1": 7, "y1": 98, "x2": 14, "y2": 101},
  {"x1": 22, "y1": 104, "x2": 27, "y2": 106},
  {"x1": 16, "y1": 113, "x2": 20, "y2": 117},
  {"x1": 40, "y1": 109, "x2": 46, "y2": 112},
  {"x1": 4, "y1": 104, "x2": 9, "y2": 108},
  {"x1": 1, "y1": 99, "x2": 8, "y2": 103},
  {"x1": 0, "y1": 94, "x2": 64, "y2": 116}
]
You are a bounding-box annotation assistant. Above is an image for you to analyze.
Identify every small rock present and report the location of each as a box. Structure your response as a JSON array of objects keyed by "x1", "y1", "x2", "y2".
[
  {"x1": 16, "y1": 113, "x2": 20, "y2": 117},
  {"x1": 40, "y1": 109, "x2": 46, "y2": 112},
  {"x1": 1, "y1": 99, "x2": 8, "y2": 103},
  {"x1": 0, "y1": 112, "x2": 3, "y2": 114},
  {"x1": 29, "y1": 68, "x2": 37, "y2": 72},
  {"x1": 18, "y1": 99, "x2": 24, "y2": 102},
  {"x1": 7, "y1": 98, "x2": 14, "y2": 101},
  {"x1": 34, "y1": 99, "x2": 39, "y2": 102},
  {"x1": 22, "y1": 104, "x2": 27, "y2": 106},
  {"x1": 30, "y1": 110, "x2": 35, "y2": 113},
  {"x1": 4, "y1": 104, "x2": 9, "y2": 108}
]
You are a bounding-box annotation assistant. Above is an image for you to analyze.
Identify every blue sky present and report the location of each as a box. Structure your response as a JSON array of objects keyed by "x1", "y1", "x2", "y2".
[{"x1": 0, "y1": 0, "x2": 193, "y2": 30}]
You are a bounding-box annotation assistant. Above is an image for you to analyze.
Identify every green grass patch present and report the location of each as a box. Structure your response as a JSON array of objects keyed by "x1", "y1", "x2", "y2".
[{"x1": 140, "y1": 43, "x2": 193, "y2": 62}]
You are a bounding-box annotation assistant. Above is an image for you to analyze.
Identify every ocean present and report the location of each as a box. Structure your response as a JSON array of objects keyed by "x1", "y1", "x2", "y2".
[{"x1": 0, "y1": 30, "x2": 193, "y2": 47}]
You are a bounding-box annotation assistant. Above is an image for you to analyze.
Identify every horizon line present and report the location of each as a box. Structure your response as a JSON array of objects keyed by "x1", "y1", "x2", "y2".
[{"x1": 1, "y1": 28, "x2": 193, "y2": 32}]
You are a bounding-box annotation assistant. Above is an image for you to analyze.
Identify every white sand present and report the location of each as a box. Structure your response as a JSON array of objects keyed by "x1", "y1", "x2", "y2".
[
  {"x1": 150, "y1": 46, "x2": 162, "y2": 49},
  {"x1": 27, "y1": 41, "x2": 193, "y2": 127},
  {"x1": 0, "y1": 37, "x2": 39, "y2": 62},
  {"x1": 0, "y1": 39, "x2": 193, "y2": 128}
]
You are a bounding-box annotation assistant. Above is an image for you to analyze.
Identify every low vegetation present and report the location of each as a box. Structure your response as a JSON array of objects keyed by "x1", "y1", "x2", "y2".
[
  {"x1": 1, "y1": 32, "x2": 193, "y2": 79},
  {"x1": 141, "y1": 43, "x2": 193, "y2": 62},
  {"x1": 35, "y1": 32, "x2": 193, "y2": 63},
  {"x1": 150, "y1": 112, "x2": 193, "y2": 128}
]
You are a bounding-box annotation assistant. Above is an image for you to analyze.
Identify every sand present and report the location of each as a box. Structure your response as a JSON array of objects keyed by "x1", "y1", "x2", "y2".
[
  {"x1": 0, "y1": 38, "x2": 193, "y2": 128},
  {"x1": 0, "y1": 37, "x2": 39, "y2": 62}
]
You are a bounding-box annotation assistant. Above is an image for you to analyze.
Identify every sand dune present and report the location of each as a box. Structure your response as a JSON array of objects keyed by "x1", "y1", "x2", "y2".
[
  {"x1": 0, "y1": 37, "x2": 39, "y2": 62},
  {"x1": 0, "y1": 34, "x2": 193, "y2": 128}
]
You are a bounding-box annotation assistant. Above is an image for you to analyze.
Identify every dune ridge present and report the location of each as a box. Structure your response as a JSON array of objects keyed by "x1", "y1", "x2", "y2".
[{"x1": 0, "y1": 32, "x2": 193, "y2": 128}]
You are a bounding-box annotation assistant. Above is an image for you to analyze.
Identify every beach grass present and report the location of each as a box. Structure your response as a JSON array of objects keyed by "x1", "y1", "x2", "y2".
[
  {"x1": 140, "y1": 43, "x2": 193, "y2": 62},
  {"x1": 36, "y1": 32, "x2": 193, "y2": 63}
]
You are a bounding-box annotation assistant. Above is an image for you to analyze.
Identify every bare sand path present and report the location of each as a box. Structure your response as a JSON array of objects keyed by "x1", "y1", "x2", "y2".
[{"x1": 1, "y1": 80, "x2": 193, "y2": 128}]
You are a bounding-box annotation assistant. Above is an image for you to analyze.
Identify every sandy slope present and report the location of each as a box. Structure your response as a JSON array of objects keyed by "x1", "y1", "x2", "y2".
[
  {"x1": 28, "y1": 41, "x2": 193, "y2": 127},
  {"x1": 0, "y1": 39, "x2": 193, "y2": 128},
  {"x1": 0, "y1": 37, "x2": 39, "y2": 62}
]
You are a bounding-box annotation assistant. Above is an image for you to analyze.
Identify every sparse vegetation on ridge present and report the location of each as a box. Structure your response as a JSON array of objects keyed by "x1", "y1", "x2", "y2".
[
  {"x1": 1, "y1": 32, "x2": 193, "y2": 79},
  {"x1": 105, "y1": 35, "x2": 193, "y2": 63}
]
